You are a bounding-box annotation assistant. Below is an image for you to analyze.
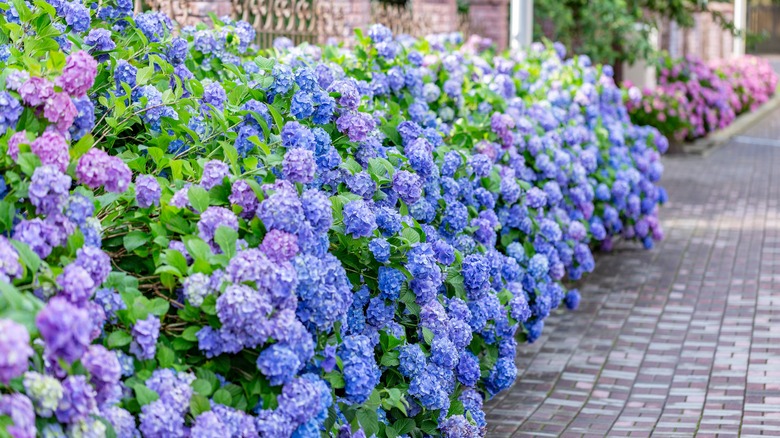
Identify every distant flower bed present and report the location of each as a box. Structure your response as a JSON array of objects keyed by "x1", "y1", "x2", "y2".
[
  {"x1": 625, "y1": 55, "x2": 778, "y2": 142},
  {"x1": 0, "y1": 3, "x2": 668, "y2": 437}
]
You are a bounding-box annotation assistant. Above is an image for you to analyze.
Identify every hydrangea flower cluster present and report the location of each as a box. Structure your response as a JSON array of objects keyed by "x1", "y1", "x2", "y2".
[
  {"x1": 0, "y1": 4, "x2": 675, "y2": 438},
  {"x1": 626, "y1": 54, "x2": 777, "y2": 141}
]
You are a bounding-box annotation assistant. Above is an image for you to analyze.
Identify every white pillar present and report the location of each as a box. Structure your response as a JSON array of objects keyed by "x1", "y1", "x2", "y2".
[
  {"x1": 510, "y1": 0, "x2": 533, "y2": 51},
  {"x1": 733, "y1": 0, "x2": 747, "y2": 57}
]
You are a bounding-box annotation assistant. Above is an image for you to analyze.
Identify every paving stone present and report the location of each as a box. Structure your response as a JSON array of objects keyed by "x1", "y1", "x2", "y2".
[{"x1": 484, "y1": 110, "x2": 780, "y2": 436}]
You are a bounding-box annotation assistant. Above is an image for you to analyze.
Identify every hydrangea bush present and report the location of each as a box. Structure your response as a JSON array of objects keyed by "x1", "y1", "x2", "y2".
[
  {"x1": 625, "y1": 54, "x2": 778, "y2": 141},
  {"x1": 0, "y1": 2, "x2": 668, "y2": 437}
]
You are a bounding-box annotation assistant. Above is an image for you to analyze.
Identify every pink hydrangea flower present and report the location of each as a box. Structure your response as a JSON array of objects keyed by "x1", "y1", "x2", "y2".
[{"x1": 56, "y1": 50, "x2": 98, "y2": 97}]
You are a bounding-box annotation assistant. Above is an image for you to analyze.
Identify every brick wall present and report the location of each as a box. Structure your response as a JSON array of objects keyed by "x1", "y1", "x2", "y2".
[
  {"x1": 147, "y1": 0, "x2": 499, "y2": 48},
  {"x1": 657, "y1": 3, "x2": 735, "y2": 62},
  {"x1": 467, "y1": 0, "x2": 508, "y2": 50}
]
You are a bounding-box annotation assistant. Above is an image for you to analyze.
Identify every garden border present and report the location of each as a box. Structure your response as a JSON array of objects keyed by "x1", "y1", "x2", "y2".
[{"x1": 669, "y1": 93, "x2": 780, "y2": 156}]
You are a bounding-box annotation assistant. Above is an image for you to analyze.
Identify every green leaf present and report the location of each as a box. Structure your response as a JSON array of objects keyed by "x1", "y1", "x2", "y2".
[
  {"x1": 182, "y1": 326, "x2": 201, "y2": 342},
  {"x1": 188, "y1": 185, "x2": 210, "y2": 213},
  {"x1": 133, "y1": 384, "x2": 160, "y2": 407},
  {"x1": 401, "y1": 228, "x2": 420, "y2": 244},
  {"x1": 9, "y1": 240, "x2": 40, "y2": 274},
  {"x1": 212, "y1": 388, "x2": 232, "y2": 406},
  {"x1": 185, "y1": 237, "x2": 212, "y2": 262},
  {"x1": 124, "y1": 231, "x2": 149, "y2": 252},
  {"x1": 422, "y1": 327, "x2": 434, "y2": 345},
  {"x1": 393, "y1": 418, "x2": 416, "y2": 435},
  {"x1": 265, "y1": 103, "x2": 284, "y2": 135},
  {"x1": 215, "y1": 226, "x2": 237, "y2": 258},
  {"x1": 192, "y1": 379, "x2": 214, "y2": 397},
  {"x1": 107, "y1": 331, "x2": 132, "y2": 348},
  {"x1": 190, "y1": 394, "x2": 211, "y2": 417},
  {"x1": 149, "y1": 298, "x2": 170, "y2": 316},
  {"x1": 356, "y1": 407, "x2": 380, "y2": 437},
  {"x1": 156, "y1": 345, "x2": 175, "y2": 368},
  {"x1": 136, "y1": 66, "x2": 154, "y2": 86},
  {"x1": 70, "y1": 134, "x2": 94, "y2": 160}
]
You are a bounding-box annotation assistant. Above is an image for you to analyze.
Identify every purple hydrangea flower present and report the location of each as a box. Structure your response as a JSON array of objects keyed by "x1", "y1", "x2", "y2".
[
  {"x1": 57, "y1": 51, "x2": 97, "y2": 96},
  {"x1": 0, "y1": 320, "x2": 33, "y2": 384},
  {"x1": 57, "y1": 264, "x2": 96, "y2": 305},
  {"x1": 343, "y1": 199, "x2": 377, "y2": 238},
  {"x1": 130, "y1": 315, "x2": 160, "y2": 360},
  {"x1": 36, "y1": 297, "x2": 91, "y2": 363},
  {"x1": 260, "y1": 229, "x2": 299, "y2": 263},
  {"x1": 0, "y1": 394, "x2": 35, "y2": 438},
  {"x1": 228, "y1": 180, "x2": 258, "y2": 219},
  {"x1": 392, "y1": 170, "x2": 422, "y2": 205},
  {"x1": 0, "y1": 91, "x2": 22, "y2": 134},
  {"x1": 336, "y1": 111, "x2": 376, "y2": 142},
  {"x1": 136, "y1": 174, "x2": 161, "y2": 208},
  {"x1": 43, "y1": 91, "x2": 77, "y2": 132},
  {"x1": 30, "y1": 131, "x2": 70, "y2": 173},
  {"x1": 19, "y1": 77, "x2": 54, "y2": 107},
  {"x1": 197, "y1": 207, "x2": 239, "y2": 248},
  {"x1": 201, "y1": 160, "x2": 230, "y2": 190},
  {"x1": 28, "y1": 165, "x2": 71, "y2": 216},
  {"x1": 84, "y1": 28, "x2": 115, "y2": 53},
  {"x1": 282, "y1": 148, "x2": 316, "y2": 183},
  {"x1": 0, "y1": 237, "x2": 23, "y2": 282}
]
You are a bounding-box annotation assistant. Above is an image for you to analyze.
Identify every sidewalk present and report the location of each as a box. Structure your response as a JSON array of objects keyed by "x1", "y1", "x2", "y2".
[{"x1": 484, "y1": 109, "x2": 780, "y2": 437}]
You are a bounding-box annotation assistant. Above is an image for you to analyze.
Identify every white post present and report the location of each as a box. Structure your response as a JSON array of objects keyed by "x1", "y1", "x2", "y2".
[
  {"x1": 733, "y1": 0, "x2": 747, "y2": 57},
  {"x1": 510, "y1": 0, "x2": 533, "y2": 51}
]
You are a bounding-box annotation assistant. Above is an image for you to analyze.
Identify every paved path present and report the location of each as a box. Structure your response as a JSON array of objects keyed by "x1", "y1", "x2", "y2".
[{"x1": 485, "y1": 109, "x2": 780, "y2": 437}]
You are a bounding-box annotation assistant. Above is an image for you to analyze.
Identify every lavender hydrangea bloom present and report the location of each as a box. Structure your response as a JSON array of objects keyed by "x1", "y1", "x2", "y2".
[
  {"x1": 256, "y1": 343, "x2": 301, "y2": 386},
  {"x1": 57, "y1": 51, "x2": 97, "y2": 96},
  {"x1": 28, "y1": 166, "x2": 71, "y2": 216},
  {"x1": 201, "y1": 160, "x2": 230, "y2": 190},
  {"x1": 0, "y1": 91, "x2": 22, "y2": 134},
  {"x1": 0, "y1": 237, "x2": 23, "y2": 282},
  {"x1": 0, "y1": 320, "x2": 33, "y2": 384},
  {"x1": 64, "y1": 2, "x2": 90, "y2": 33},
  {"x1": 260, "y1": 229, "x2": 299, "y2": 263},
  {"x1": 0, "y1": 394, "x2": 36, "y2": 438},
  {"x1": 69, "y1": 96, "x2": 96, "y2": 140},
  {"x1": 136, "y1": 174, "x2": 161, "y2": 208},
  {"x1": 228, "y1": 180, "x2": 258, "y2": 219},
  {"x1": 392, "y1": 170, "x2": 423, "y2": 205},
  {"x1": 282, "y1": 148, "x2": 316, "y2": 183},
  {"x1": 84, "y1": 28, "x2": 115, "y2": 53},
  {"x1": 130, "y1": 315, "x2": 161, "y2": 360},
  {"x1": 198, "y1": 207, "x2": 239, "y2": 248},
  {"x1": 55, "y1": 375, "x2": 97, "y2": 424},
  {"x1": 369, "y1": 238, "x2": 391, "y2": 263},
  {"x1": 343, "y1": 199, "x2": 377, "y2": 238},
  {"x1": 102, "y1": 406, "x2": 139, "y2": 438},
  {"x1": 57, "y1": 264, "x2": 96, "y2": 305},
  {"x1": 201, "y1": 81, "x2": 227, "y2": 112},
  {"x1": 336, "y1": 111, "x2": 376, "y2": 142},
  {"x1": 301, "y1": 189, "x2": 332, "y2": 234},
  {"x1": 81, "y1": 345, "x2": 121, "y2": 397},
  {"x1": 31, "y1": 131, "x2": 70, "y2": 173},
  {"x1": 338, "y1": 335, "x2": 380, "y2": 404},
  {"x1": 36, "y1": 297, "x2": 91, "y2": 363},
  {"x1": 217, "y1": 284, "x2": 274, "y2": 348},
  {"x1": 94, "y1": 288, "x2": 126, "y2": 324},
  {"x1": 257, "y1": 186, "x2": 306, "y2": 234},
  {"x1": 19, "y1": 76, "x2": 54, "y2": 107}
]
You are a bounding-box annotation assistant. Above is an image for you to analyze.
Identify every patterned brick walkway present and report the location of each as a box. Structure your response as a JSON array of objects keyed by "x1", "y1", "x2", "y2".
[{"x1": 485, "y1": 109, "x2": 780, "y2": 437}]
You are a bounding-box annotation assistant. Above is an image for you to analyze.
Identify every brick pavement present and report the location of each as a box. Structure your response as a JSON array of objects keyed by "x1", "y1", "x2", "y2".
[{"x1": 485, "y1": 109, "x2": 780, "y2": 437}]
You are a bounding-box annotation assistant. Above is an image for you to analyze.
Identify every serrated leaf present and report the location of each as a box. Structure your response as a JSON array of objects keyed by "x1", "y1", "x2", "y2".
[
  {"x1": 133, "y1": 384, "x2": 160, "y2": 406},
  {"x1": 215, "y1": 226, "x2": 237, "y2": 258},
  {"x1": 188, "y1": 185, "x2": 210, "y2": 213},
  {"x1": 156, "y1": 345, "x2": 175, "y2": 368},
  {"x1": 107, "y1": 331, "x2": 132, "y2": 348},
  {"x1": 212, "y1": 388, "x2": 232, "y2": 406},
  {"x1": 124, "y1": 231, "x2": 149, "y2": 252},
  {"x1": 190, "y1": 394, "x2": 211, "y2": 417},
  {"x1": 192, "y1": 379, "x2": 213, "y2": 397}
]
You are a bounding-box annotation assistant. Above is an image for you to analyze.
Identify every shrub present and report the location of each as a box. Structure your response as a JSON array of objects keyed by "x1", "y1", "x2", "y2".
[{"x1": 0, "y1": 4, "x2": 668, "y2": 437}]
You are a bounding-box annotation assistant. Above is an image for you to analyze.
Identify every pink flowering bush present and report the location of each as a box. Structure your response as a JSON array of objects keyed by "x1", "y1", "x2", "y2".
[
  {"x1": 626, "y1": 55, "x2": 778, "y2": 142},
  {"x1": 712, "y1": 55, "x2": 778, "y2": 114}
]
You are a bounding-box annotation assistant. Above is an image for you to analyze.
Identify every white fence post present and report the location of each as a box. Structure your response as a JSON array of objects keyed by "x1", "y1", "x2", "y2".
[
  {"x1": 509, "y1": 0, "x2": 532, "y2": 50},
  {"x1": 733, "y1": 0, "x2": 746, "y2": 57}
]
